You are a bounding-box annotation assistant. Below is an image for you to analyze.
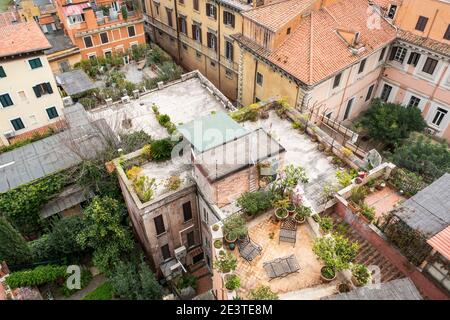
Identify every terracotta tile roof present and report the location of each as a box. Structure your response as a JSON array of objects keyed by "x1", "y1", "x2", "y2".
[
  {"x1": 427, "y1": 226, "x2": 450, "y2": 261},
  {"x1": 0, "y1": 21, "x2": 51, "y2": 58},
  {"x1": 397, "y1": 29, "x2": 450, "y2": 57},
  {"x1": 0, "y1": 11, "x2": 20, "y2": 26},
  {"x1": 242, "y1": 0, "x2": 316, "y2": 32},
  {"x1": 260, "y1": 0, "x2": 397, "y2": 85}
]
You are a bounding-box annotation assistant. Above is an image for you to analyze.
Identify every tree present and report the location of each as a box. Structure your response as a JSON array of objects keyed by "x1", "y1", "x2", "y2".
[
  {"x1": 389, "y1": 135, "x2": 450, "y2": 183},
  {"x1": 110, "y1": 260, "x2": 163, "y2": 300},
  {"x1": 76, "y1": 197, "x2": 134, "y2": 273},
  {"x1": 0, "y1": 217, "x2": 32, "y2": 266},
  {"x1": 48, "y1": 216, "x2": 86, "y2": 257},
  {"x1": 360, "y1": 99, "x2": 426, "y2": 145}
]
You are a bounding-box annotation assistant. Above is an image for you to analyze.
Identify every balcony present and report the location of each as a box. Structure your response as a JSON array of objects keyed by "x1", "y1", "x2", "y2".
[{"x1": 147, "y1": 16, "x2": 177, "y2": 38}]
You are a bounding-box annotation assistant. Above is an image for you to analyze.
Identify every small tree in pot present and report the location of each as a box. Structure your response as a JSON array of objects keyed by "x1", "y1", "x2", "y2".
[
  {"x1": 294, "y1": 205, "x2": 312, "y2": 224},
  {"x1": 223, "y1": 214, "x2": 247, "y2": 243},
  {"x1": 224, "y1": 274, "x2": 241, "y2": 292},
  {"x1": 352, "y1": 264, "x2": 371, "y2": 287},
  {"x1": 213, "y1": 251, "x2": 238, "y2": 274}
]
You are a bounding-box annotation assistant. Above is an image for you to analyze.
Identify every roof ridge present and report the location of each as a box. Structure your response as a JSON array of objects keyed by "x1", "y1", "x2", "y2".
[{"x1": 243, "y1": 0, "x2": 293, "y2": 12}]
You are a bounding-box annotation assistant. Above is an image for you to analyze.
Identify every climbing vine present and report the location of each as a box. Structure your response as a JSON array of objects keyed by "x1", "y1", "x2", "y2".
[{"x1": 0, "y1": 172, "x2": 69, "y2": 237}]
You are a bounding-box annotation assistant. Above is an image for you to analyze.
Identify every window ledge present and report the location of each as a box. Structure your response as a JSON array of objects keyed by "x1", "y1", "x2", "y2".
[{"x1": 156, "y1": 231, "x2": 168, "y2": 238}]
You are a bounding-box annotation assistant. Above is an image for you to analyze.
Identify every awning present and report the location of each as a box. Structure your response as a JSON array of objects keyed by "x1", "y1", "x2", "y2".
[
  {"x1": 62, "y1": 3, "x2": 91, "y2": 17},
  {"x1": 427, "y1": 226, "x2": 450, "y2": 260}
]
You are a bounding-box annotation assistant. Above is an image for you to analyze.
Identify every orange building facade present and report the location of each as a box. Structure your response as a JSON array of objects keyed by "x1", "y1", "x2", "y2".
[{"x1": 54, "y1": 0, "x2": 146, "y2": 60}]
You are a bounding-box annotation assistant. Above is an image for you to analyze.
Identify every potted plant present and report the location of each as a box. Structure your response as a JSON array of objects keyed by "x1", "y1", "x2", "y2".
[
  {"x1": 213, "y1": 252, "x2": 238, "y2": 274},
  {"x1": 273, "y1": 198, "x2": 289, "y2": 221},
  {"x1": 320, "y1": 265, "x2": 336, "y2": 282},
  {"x1": 223, "y1": 214, "x2": 247, "y2": 244},
  {"x1": 224, "y1": 274, "x2": 241, "y2": 292},
  {"x1": 352, "y1": 264, "x2": 371, "y2": 287},
  {"x1": 214, "y1": 239, "x2": 223, "y2": 249},
  {"x1": 294, "y1": 205, "x2": 312, "y2": 224},
  {"x1": 337, "y1": 282, "x2": 351, "y2": 293},
  {"x1": 286, "y1": 202, "x2": 296, "y2": 216},
  {"x1": 375, "y1": 179, "x2": 386, "y2": 190}
]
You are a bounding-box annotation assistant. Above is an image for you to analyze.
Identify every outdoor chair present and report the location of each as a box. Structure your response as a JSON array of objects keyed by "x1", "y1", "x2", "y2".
[
  {"x1": 237, "y1": 235, "x2": 262, "y2": 262},
  {"x1": 263, "y1": 254, "x2": 300, "y2": 281},
  {"x1": 279, "y1": 217, "x2": 297, "y2": 246}
]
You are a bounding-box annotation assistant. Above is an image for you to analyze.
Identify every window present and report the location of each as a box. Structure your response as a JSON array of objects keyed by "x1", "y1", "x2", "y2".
[
  {"x1": 154, "y1": 215, "x2": 166, "y2": 235},
  {"x1": 431, "y1": 107, "x2": 448, "y2": 127},
  {"x1": 422, "y1": 57, "x2": 438, "y2": 75},
  {"x1": 100, "y1": 32, "x2": 109, "y2": 44},
  {"x1": 415, "y1": 16, "x2": 428, "y2": 32},
  {"x1": 223, "y1": 11, "x2": 235, "y2": 27},
  {"x1": 225, "y1": 40, "x2": 233, "y2": 61},
  {"x1": 287, "y1": 27, "x2": 291, "y2": 35},
  {"x1": 206, "y1": 3, "x2": 216, "y2": 19},
  {"x1": 192, "y1": 253, "x2": 203, "y2": 264},
  {"x1": 141, "y1": 0, "x2": 147, "y2": 14},
  {"x1": 210, "y1": 60, "x2": 216, "y2": 67},
  {"x1": 166, "y1": 8, "x2": 173, "y2": 27},
  {"x1": 193, "y1": 0, "x2": 199, "y2": 11},
  {"x1": 407, "y1": 52, "x2": 421, "y2": 67},
  {"x1": 380, "y1": 84, "x2": 392, "y2": 102},
  {"x1": 192, "y1": 24, "x2": 202, "y2": 43},
  {"x1": 256, "y1": 72, "x2": 263, "y2": 86},
  {"x1": 389, "y1": 46, "x2": 407, "y2": 63},
  {"x1": 207, "y1": 32, "x2": 217, "y2": 51},
  {"x1": 28, "y1": 58, "x2": 42, "y2": 69},
  {"x1": 67, "y1": 14, "x2": 84, "y2": 25},
  {"x1": 444, "y1": 24, "x2": 450, "y2": 41},
  {"x1": 11, "y1": 118, "x2": 25, "y2": 131},
  {"x1": 88, "y1": 54, "x2": 96, "y2": 61},
  {"x1": 104, "y1": 50, "x2": 112, "y2": 58},
  {"x1": 161, "y1": 244, "x2": 171, "y2": 260},
  {"x1": 0, "y1": 93, "x2": 13, "y2": 107},
  {"x1": 187, "y1": 231, "x2": 195, "y2": 248},
  {"x1": 128, "y1": 26, "x2": 136, "y2": 37},
  {"x1": 332, "y1": 73, "x2": 341, "y2": 89},
  {"x1": 183, "y1": 202, "x2": 192, "y2": 222},
  {"x1": 358, "y1": 58, "x2": 366, "y2": 74},
  {"x1": 225, "y1": 68, "x2": 233, "y2": 79},
  {"x1": 407, "y1": 96, "x2": 421, "y2": 108},
  {"x1": 379, "y1": 47, "x2": 386, "y2": 61},
  {"x1": 425, "y1": 260, "x2": 450, "y2": 292},
  {"x1": 154, "y1": 2, "x2": 160, "y2": 15},
  {"x1": 325, "y1": 112, "x2": 332, "y2": 119},
  {"x1": 365, "y1": 84, "x2": 374, "y2": 101},
  {"x1": 83, "y1": 36, "x2": 93, "y2": 48},
  {"x1": 46, "y1": 107, "x2": 59, "y2": 119},
  {"x1": 178, "y1": 16, "x2": 187, "y2": 35},
  {"x1": 32, "y1": 82, "x2": 53, "y2": 97},
  {"x1": 387, "y1": 5, "x2": 397, "y2": 19},
  {"x1": 0, "y1": 66, "x2": 5, "y2": 78},
  {"x1": 343, "y1": 98, "x2": 354, "y2": 120}
]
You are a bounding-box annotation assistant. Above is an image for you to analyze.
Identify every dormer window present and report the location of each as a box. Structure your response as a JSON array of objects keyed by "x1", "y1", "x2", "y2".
[{"x1": 387, "y1": 5, "x2": 397, "y2": 19}]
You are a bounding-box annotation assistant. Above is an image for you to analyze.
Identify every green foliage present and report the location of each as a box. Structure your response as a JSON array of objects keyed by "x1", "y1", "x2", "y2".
[
  {"x1": 273, "y1": 164, "x2": 308, "y2": 195},
  {"x1": 157, "y1": 114, "x2": 171, "y2": 126},
  {"x1": 5, "y1": 265, "x2": 67, "y2": 288},
  {"x1": 0, "y1": 128, "x2": 57, "y2": 155},
  {"x1": 389, "y1": 135, "x2": 450, "y2": 183},
  {"x1": 78, "y1": 96, "x2": 98, "y2": 110},
  {"x1": 349, "y1": 186, "x2": 368, "y2": 205},
  {"x1": 248, "y1": 285, "x2": 279, "y2": 300},
  {"x1": 121, "y1": 5, "x2": 128, "y2": 20},
  {"x1": 76, "y1": 158, "x2": 121, "y2": 199},
  {"x1": 157, "y1": 61, "x2": 183, "y2": 82},
  {"x1": 176, "y1": 274, "x2": 198, "y2": 290},
  {"x1": 295, "y1": 205, "x2": 312, "y2": 219},
  {"x1": 0, "y1": 217, "x2": 32, "y2": 266},
  {"x1": 141, "y1": 144, "x2": 152, "y2": 160},
  {"x1": 319, "y1": 217, "x2": 334, "y2": 233},
  {"x1": 352, "y1": 264, "x2": 371, "y2": 286},
  {"x1": 0, "y1": 172, "x2": 68, "y2": 236},
  {"x1": 335, "y1": 170, "x2": 355, "y2": 188},
  {"x1": 46, "y1": 216, "x2": 86, "y2": 258},
  {"x1": 225, "y1": 274, "x2": 240, "y2": 291},
  {"x1": 150, "y1": 139, "x2": 174, "y2": 161},
  {"x1": 389, "y1": 168, "x2": 426, "y2": 197},
  {"x1": 60, "y1": 268, "x2": 93, "y2": 297},
  {"x1": 320, "y1": 182, "x2": 338, "y2": 204},
  {"x1": 359, "y1": 99, "x2": 427, "y2": 144},
  {"x1": 119, "y1": 131, "x2": 153, "y2": 153},
  {"x1": 230, "y1": 103, "x2": 262, "y2": 122},
  {"x1": 133, "y1": 176, "x2": 155, "y2": 202},
  {"x1": 236, "y1": 191, "x2": 273, "y2": 216},
  {"x1": 29, "y1": 235, "x2": 55, "y2": 262},
  {"x1": 76, "y1": 197, "x2": 134, "y2": 274},
  {"x1": 110, "y1": 260, "x2": 163, "y2": 300},
  {"x1": 223, "y1": 214, "x2": 247, "y2": 240},
  {"x1": 313, "y1": 234, "x2": 359, "y2": 272},
  {"x1": 83, "y1": 282, "x2": 114, "y2": 300},
  {"x1": 359, "y1": 203, "x2": 375, "y2": 222},
  {"x1": 129, "y1": 43, "x2": 149, "y2": 61},
  {"x1": 213, "y1": 252, "x2": 237, "y2": 273},
  {"x1": 165, "y1": 175, "x2": 181, "y2": 191}
]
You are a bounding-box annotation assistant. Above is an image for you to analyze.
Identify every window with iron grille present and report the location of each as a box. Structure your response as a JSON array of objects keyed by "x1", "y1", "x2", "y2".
[
  {"x1": 415, "y1": 16, "x2": 428, "y2": 32},
  {"x1": 389, "y1": 47, "x2": 407, "y2": 63},
  {"x1": 407, "y1": 96, "x2": 421, "y2": 109},
  {"x1": 422, "y1": 57, "x2": 438, "y2": 75}
]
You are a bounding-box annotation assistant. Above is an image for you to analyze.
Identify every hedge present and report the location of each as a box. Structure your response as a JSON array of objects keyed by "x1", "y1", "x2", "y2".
[{"x1": 5, "y1": 265, "x2": 68, "y2": 288}]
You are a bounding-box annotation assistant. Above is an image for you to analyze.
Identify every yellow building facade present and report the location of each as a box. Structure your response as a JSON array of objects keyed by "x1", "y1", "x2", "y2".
[{"x1": 143, "y1": 0, "x2": 253, "y2": 101}]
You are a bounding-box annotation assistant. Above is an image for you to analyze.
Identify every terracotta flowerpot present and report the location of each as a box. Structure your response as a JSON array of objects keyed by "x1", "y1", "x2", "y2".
[
  {"x1": 320, "y1": 266, "x2": 336, "y2": 282},
  {"x1": 275, "y1": 208, "x2": 288, "y2": 221},
  {"x1": 294, "y1": 215, "x2": 306, "y2": 224},
  {"x1": 225, "y1": 233, "x2": 237, "y2": 243}
]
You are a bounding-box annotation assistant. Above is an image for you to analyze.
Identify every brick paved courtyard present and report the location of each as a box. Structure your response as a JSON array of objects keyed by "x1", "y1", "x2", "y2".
[{"x1": 232, "y1": 213, "x2": 323, "y2": 298}]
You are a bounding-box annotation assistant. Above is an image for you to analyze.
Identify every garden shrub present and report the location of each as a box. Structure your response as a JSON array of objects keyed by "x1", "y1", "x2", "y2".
[
  {"x1": 29, "y1": 235, "x2": 55, "y2": 262},
  {"x1": 336, "y1": 170, "x2": 355, "y2": 188},
  {"x1": 126, "y1": 166, "x2": 142, "y2": 181},
  {"x1": 165, "y1": 176, "x2": 181, "y2": 191},
  {"x1": 176, "y1": 274, "x2": 198, "y2": 290},
  {"x1": 248, "y1": 285, "x2": 278, "y2": 300},
  {"x1": 78, "y1": 96, "x2": 98, "y2": 110},
  {"x1": 0, "y1": 128, "x2": 57, "y2": 155},
  {"x1": 313, "y1": 235, "x2": 359, "y2": 272},
  {"x1": 389, "y1": 168, "x2": 426, "y2": 197},
  {"x1": 352, "y1": 264, "x2": 371, "y2": 286},
  {"x1": 150, "y1": 139, "x2": 173, "y2": 161},
  {"x1": 133, "y1": 176, "x2": 156, "y2": 202},
  {"x1": 225, "y1": 274, "x2": 240, "y2": 291},
  {"x1": 360, "y1": 203, "x2": 375, "y2": 222},
  {"x1": 223, "y1": 214, "x2": 247, "y2": 240},
  {"x1": 236, "y1": 191, "x2": 273, "y2": 216},
  {"x1": 119, "y1": 131, "x2": 153, "y2": 153},
  {"x1": 319, "y1": 217, "x2": 334, "y2": 233},
  {"x1": 0, "y1": 217, "x2": 33, "y2": 266},
  {"x1": 47, "y1": 216, "x2": 86, "y2": 258},
  {"x1": 157, "y1": 114, "x2": 171, "y2": 126},
  {"x1": 349, "y1": 186, "x2": 368, "y2": 205},
  {"x1": 141, "y1": 144, "x2": 152, "y2": 160},
  {"x1": 213, "y1": 252, "x2": 237, "y2": 273},
  {"x1": 230, "y1": 103, "x2": 262, "y2": 122},
  {"x1": 5, "y1": 265, "x2": 68, "y2": 288}
]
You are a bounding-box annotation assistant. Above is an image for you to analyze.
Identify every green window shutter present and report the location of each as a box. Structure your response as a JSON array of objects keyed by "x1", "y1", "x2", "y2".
[
  {"x1": 33, "y1": 85, "x2": 42, "y2": 97},
  {"x1": 0, "y1": 66, "x2": 6, "y2": 78},
  {"x1": 46, "y1": 82, "x2": 53, "y2": 94}
]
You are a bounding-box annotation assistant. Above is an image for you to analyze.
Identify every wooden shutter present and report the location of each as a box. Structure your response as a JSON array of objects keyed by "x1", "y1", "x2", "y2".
[
  {"x1": 207, "y1": 32, "x2": 211, "y2": 48},
  {"x1": 213, "y1": 6, "x2": 217, "y2": 19},
  {"x1": 206, "y1": 3, "x2": 210, "y2": 16},
  {"x1": 231, "y1": 14, "x2": 235, "y2": 28},
  {"x1": 389, "y1": 47, "x2": 397, "y2": 60},
  {"x1": 33, "y1": 85, "x2": 41, "y2": 97}
]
